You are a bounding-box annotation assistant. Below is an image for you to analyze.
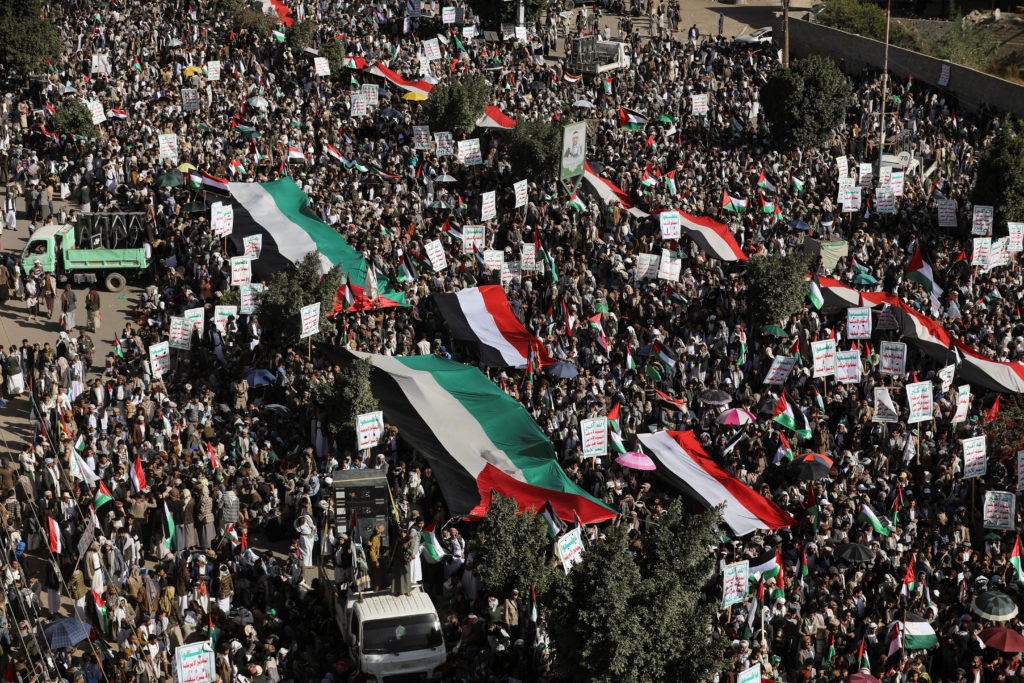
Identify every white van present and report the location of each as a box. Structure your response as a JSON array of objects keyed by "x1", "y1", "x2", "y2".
[{"x1": 337, "y1": 587, "x2": 446, "y2": 682}]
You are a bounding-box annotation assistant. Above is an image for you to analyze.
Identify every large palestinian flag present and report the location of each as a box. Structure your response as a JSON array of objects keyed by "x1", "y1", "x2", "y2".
[
  {"x1": 225, "y1": 178, "x2": 405, "y2": 306},
  {"x1": 638, "y1": 430, "x2": 796, "y2": 535},
  {"x1": 433, "y1": 286, "x2": 554, "y2": 368},
  {"x1": 330, "y1": 350, "x2": 615, "y2": 524}
]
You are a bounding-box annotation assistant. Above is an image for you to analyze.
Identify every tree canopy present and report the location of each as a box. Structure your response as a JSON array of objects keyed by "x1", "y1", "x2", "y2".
[
  {"x1": 424, "y1": 75, "x2": 492, "y2": 135},
  {"x1": 54, "y1": 100, "x2": 100, "y2": 139},
  {"x1": 505, "y1": 119, "x2": 562, "y2": 183},
  {"x1": 745, "y1": 251, "x2": 814, "y2": 326},
  {"x1": 308, "y1": 357, "x2": 380, "y2": 446},
  {"x1": 761, "y1": 55, "x2": 850, "y2": 149},
  {"x1": 473, "y1": 493, "x2": 556, "y2": 598},
  {"x1": 285, "y1": 19, "x2": 316, "y2": 52},
  {"x1": 973, "y1": 118, "x2": 1024, "y2": 233},
  {"x1": 256, "y1": 251, "x2": 342, "y2": 346},
  {"x1": 0, "y1": 0, "x2": 60, "y2": 76}
]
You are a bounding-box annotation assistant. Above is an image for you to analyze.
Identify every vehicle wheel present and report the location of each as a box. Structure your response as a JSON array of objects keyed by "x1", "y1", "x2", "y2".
[{"x1": 105, "y1": 272, "x2": 126, "y2": 292}]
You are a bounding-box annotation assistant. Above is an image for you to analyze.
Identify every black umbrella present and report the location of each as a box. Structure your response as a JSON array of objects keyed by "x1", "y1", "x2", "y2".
[
  {"x1": 835, "y1": 543, "x2": 875, "y2": 563},
  {"x1": 697, "y1": 389, "x2": 731, "y2": 406},
  {"x1": 790, "y1": 452, "x2": 833, "y2": 481},
  {"x1": 546, "y1": 361, "x2": 578, "y2": 378}
]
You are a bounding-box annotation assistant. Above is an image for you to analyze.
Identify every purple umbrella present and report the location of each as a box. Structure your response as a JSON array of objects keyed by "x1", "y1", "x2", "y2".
[
  {"x1": 616, "y1": 452, "x2": 656, "y2": 471},
  {"x1": 845, "y1": 674, "x2": 881, "y2": 683},
  {"x1": 716, "y1": 408, "x2": 757, "y2": 426}
]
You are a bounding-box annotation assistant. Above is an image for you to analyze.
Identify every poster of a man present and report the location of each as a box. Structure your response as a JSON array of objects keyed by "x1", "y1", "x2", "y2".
[{"x1": 560, "y1": 121, "x2": 587, "y2": 180}]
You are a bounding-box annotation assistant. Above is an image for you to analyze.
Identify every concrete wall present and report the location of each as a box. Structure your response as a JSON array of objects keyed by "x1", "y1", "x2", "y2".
[{"x1": 779, "y1": 16, "x2": 1024, "y2": 116}]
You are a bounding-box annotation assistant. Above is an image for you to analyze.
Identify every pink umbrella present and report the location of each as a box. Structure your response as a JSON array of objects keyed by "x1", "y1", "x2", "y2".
[
  {"x1": 716, "y1": 408, "x2": 758, "y2": 426},
  {"x1": 616, "y1": 451, "x2": 656, "y2": 471}
]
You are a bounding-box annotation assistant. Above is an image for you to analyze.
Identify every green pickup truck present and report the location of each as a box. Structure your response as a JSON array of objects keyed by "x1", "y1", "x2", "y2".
[{"x1": 21, "y1": 223, "x2": 148, "y2": 292}]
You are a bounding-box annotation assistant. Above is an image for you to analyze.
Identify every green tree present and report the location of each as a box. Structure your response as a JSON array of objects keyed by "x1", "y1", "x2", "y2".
[
  {"x1": 285, "y1": 19, "x2": 316, "y2": 52},
  {"x1": 54, "y1": 100, "x2": 99, "y2": 139},
  {"x1": 474, "y1": 494, "x2": 555, "y2": 598},
  {"x1": 505, "y1": 119, "x2": 562, "y2": 183},
  {"x1": 817, "y1": 0, "x2": 920, "y2": 49},
  {"x1": 465, "y1": 0, "x2": 547, "y2": 25},
  {"x1": 973, "y1": 118, "x2": 1024, "y2": 232},
  {"x1": 334, "y1": 357, "x2": 379, "y2": 445},
  {"x1": 745, "y1": 251, "x2": 813, "y2": 325},
  {"x1": 924, "y1": 20, "x2": 998, "y2": 72},
  {"x1": 320, "y1": 39, "x2": 347, "y2": 81},
  {"x1": 761, "y1": 55, "x2": 850, "y2": 149},
  {"x1": 546, "y1": 502, "x2": 726, "y2": 682},
  {"x1": 425, "y1": 75, "x2": 492, "y2": 135},
  {"x1": 256, "y1": 251, "x2": 342, "y2": 346},
  {"x1": 0, "y1": 0, "x2": 60, "y2": 76},
  {"x1": 232, "y1": 7, "x2": 279, "y2": 35},
  {"x1": 985, "y1": 394, "x2": 1024, "y2": 456}
]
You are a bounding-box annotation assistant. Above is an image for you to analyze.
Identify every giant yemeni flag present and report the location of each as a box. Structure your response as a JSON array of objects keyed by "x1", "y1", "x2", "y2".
[
  {"x1": 223, "y1": 178, "x2": 405, "y2": 305},
  {"x1": 433, "y1": 286, "x2": 554, "y2": 369},
  {"x1": 475, "y1": 105, "x2": 516, "y2": 129},
  {"x1": 676, "y1": 211, "x2": 748, "y2": 262},
  {"x1": 637, "y1": 430, "x2": 797, "y2": 535},
  {"x1": 581, "y1": 162, "x2": 649, "y2": 217},
  {"x1": 327, "y1": 350, "x2": 616, "y2": 524}
]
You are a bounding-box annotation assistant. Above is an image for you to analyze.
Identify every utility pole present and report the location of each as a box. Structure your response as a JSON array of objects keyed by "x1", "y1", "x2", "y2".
[
  {"x1": 877, "y1": 0, "x2": 892, "y2": 170},
  {"x1": 783, "y1": 0, "x2": 790, "y2": 67}
]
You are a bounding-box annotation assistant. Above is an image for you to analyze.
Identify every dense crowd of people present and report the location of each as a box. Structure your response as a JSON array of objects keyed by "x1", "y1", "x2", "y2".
[{"x1": 0, "y1": 0, "x2": 1021, "y2": 681}]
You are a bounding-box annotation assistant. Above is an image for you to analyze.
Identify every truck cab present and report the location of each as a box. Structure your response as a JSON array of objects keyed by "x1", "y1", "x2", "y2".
[
  {"x1": 21, "y1": 223, "x2": 71, "y2": 275},
  {"x1": 567, "y1": 37, "x2": 631, "y2": 75},
  {"x1": 335, "y1": 586, "x2": 446, "y2": 682}
]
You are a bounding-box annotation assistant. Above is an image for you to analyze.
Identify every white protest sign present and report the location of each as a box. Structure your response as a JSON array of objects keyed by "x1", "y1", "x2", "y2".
[
  {"x1": 811, "y1": 339, "x2": 837, "y2": 378},
  {"x1": 738, "y1": 664, "x2": 762, "y2": 683},
  {"x1": 423, "y1": 38, "x2": 441, "y2": 60},
  {"x1": 835, "y1": 156, "x2": 848, "y2": 179},
  {"x1": 458, "y1": 138, "x2": 482, "y2": 165},
  {"x1": 158, "y1": 133, "x2": 179, "y2": 161},
  {"x1": 841, "y1": 186, "x2": 861, "y2": 213},
  {"x1": 230, "y1": 256, "x2": 252, "y2": 286},
  {"x1": 938, "y1": 63, "x2": 951, "y2": 87},
  {"x1": 847, "y1": 307, "x2": 871, "y2": 339},
  {"x1": 356, "y1": 411, "x2": 385, "y2": 450},
  {"x1": 937, "y1": 199, "x2": 957, "y2": 228},
  {"x1": 983, "y1": 491, "x2": 1015, "y2": 530},
  {"x1": 181, "y1": 88, "x2": 202, "y2": 111},
  {"x1": 239, "y1": 283, "x2": 263, "y2": 315},
  {"x1": 878, "y1": 166, "x2": 892, "y2": 188},
  {"x1": 659, "y1": 210, "x2": 681, "y2": 240},
  {"x1": 906, "y1": 380, "x2": 933, "y2": 424},
  {"x1": 484, "y1": 249, "x2": 503, "y2": 270},
  {"x1": 691, "y1": 93, "x2": 709, "y2": 115},
  {"x1": 500, "y1": 261, "x2": 519, "y2": 286},
  {"x1": 952, "y1": 384, "x2": 971, "y2": 423},
  {"x1": 148, "y1": 341, "x2": 170, "y2": 379},
  {"x1": 858, "y1": 162, "x2": 874, "y2": 186},
  {"x1": 350, "y1": 93, "x2": 367, "y2": 117},
  {"x1": 876, "y1": 305, "x2": 899, "y2": 331},
  {"x1": 514, "y1": 179, "x2": 528, "y2": 208},
  {"x1": 1009, "y1": 222, "x2": 1024, "y2": 253},
  {"x1": 413, "y1": 125, "x2": 431, "y2": 150},
  {"x1": 168, "y1": 317, "x2": 192, "y2": 351},
  {"x1": 880, "y1": 341, "x2": 907, "y2": 376},
  {"x1": 521, "y1": 243, "x2": 536, "y2": 271},
  {"x1": 962, "y1": 436, "x2": 987, "y2": 478},
  {"x1": 213, "y1": 305, "x2": 236, "y2": 334},
  {"x1": 174, "y1": 642, "x2": 216, "y2": 683},
  {"x1": 990, "y1": 237, "x2": 1011, "y2": 270},
  {"x1": 556, "y1": 527, "x2": 585, "y2": 574},
  {"x1": 299, "y1": 302, "x2": 321, "y2": 339},
  {"x1": 87, "y1": 100, "x2": 106, "y2": 124},
  {"x1": 434, "y1": 132, "x2": 454, "y2": 156},
  {"x1": 835, "y1": 349, "x2": 861, "y2": 384},
  {"x1": 938, "y1": 364, "x2": 955, "y2": 394},
  {"x1": 872, "y1": 387, "x2": 899, "y2": 423},
  {"x1": 875, "y1": 187, "x2": 895, "y2": 214},
  {"x1": 890, "y1": 169, "x2": 905, "y2": 197},
  {"x1": 972, "y1": 205, "x2": 994, "y2": 236},
  {"x1": 764, "y1": 356, "x2": 797, "y2": 385},
  {"x1": 243, "y1": 234, "x2": 262, "y2": 259},
  {"x1": 972, "y1": 237, "x2": 991, "y2": 267},
  {"x1": 426, "y1": 239, "x2": 447, "y2": 271},
  {"x1": 481, "y1": 190, "x2": 496, "y2": 221},
  {"x1": 515, "y1": 25, "x2": 528, "y2": 42},
  {"x1": 580, "y1": 417, "x2": 607, "y2": 457},
  {"x1": 657, "y1": 249, "x2": 680, "y2": 281},
  {"x1": 206, "y1": 61, "x2": 221, "y2": 81},
  {"x1": 361, "y1": 83, "x2": 379, "y2": 106},
  {"x1": 462, "y1": 225, "x2": 485, "y2": 254},
  {"x1": 721, "y1": 560, "x2": 750, "y2": 609},
  {"x1": 210, "y1": 202, "x2": 234, "y2": 238},
  {"x1": 442, "y1": 6, "x2": 457, "y2": 23},
  {"x1": 184, "y1": 307, "x2": 205, "y2": 339},
  {"x1": 313, "y1": 57, "x2": 330, "y2": 76},
  {"x1": 636, "y1": 253, "x2": 660, "y2": 279}
]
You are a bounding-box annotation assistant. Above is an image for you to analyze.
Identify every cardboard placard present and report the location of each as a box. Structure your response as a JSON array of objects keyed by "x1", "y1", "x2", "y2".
[
  {"x1": 657, "y1": 249, "x2": 680, "y2": 281},
  {"x1": 811, "y1": 339, "x2": 837, "y2": 378},
  {"x1": 356, "y1": 411, "x2": 385, "y2": 450},
  {"x1": 481, "y1": 190, "x2": 496, "y2": 221},
  {"x1": 983, "y1": 490, "x2": 1014, "y2": 530},
  {"x1": 168, "y1": 317, "x2": 192, "y2": 350},
  {"x1": 962, "y1": 436, "x2": 987, "y2": 479},
  {"x1": 659, "y1": 210, "x2": 681, "y2": 240},
  {"x1": 299, "y1": 302, "x2": 321, "y2": 339},
  {"x1": 763, "y1": 356, "x2": 797, "y2": 385},
  {"x1": 230, "y1": 256, "x2": 252, "y2": 286},
  {"x1": 835, "y1": 349, "x2": 861, "y2": 384},
  {"x1": 972, "y1": 205, "x2": 994, "y2": 236},
  {"x1": 846, "y1": 307, "x2": 871, "y2": 339},
  {"x1": 872, "y1": 387, "x2": 899, "y2": 423},
  {"x1": 149, "y1": 341, "x2": 170, "y2": 378},
  {"x1": 426, "y1": 239, "x2": 447, "y2": 271},
  {"x1": 879, "y1": 341, "x2": 907, "y2": 376},
  {"x1": 636, "y1": 253, "x2": 660, "y2": 279},
  {"x1": 906, "y1": 380, "x2": 933, "y2": 424},
  {"x1": 721, "y1": 560, "x2": 750, "y2": 609},
  {"x1": 514, "y1": 179, "x2": 528, "y2": 208},
  {"x1": 937, "y1": 199, "x2": 957, "y2": 228},
  {"x1": 458, "y1": 138, "x2": 482, "y2": 165},
  {"x1": 580, "y1": 417, "x2": 607, "y2": 456}
]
